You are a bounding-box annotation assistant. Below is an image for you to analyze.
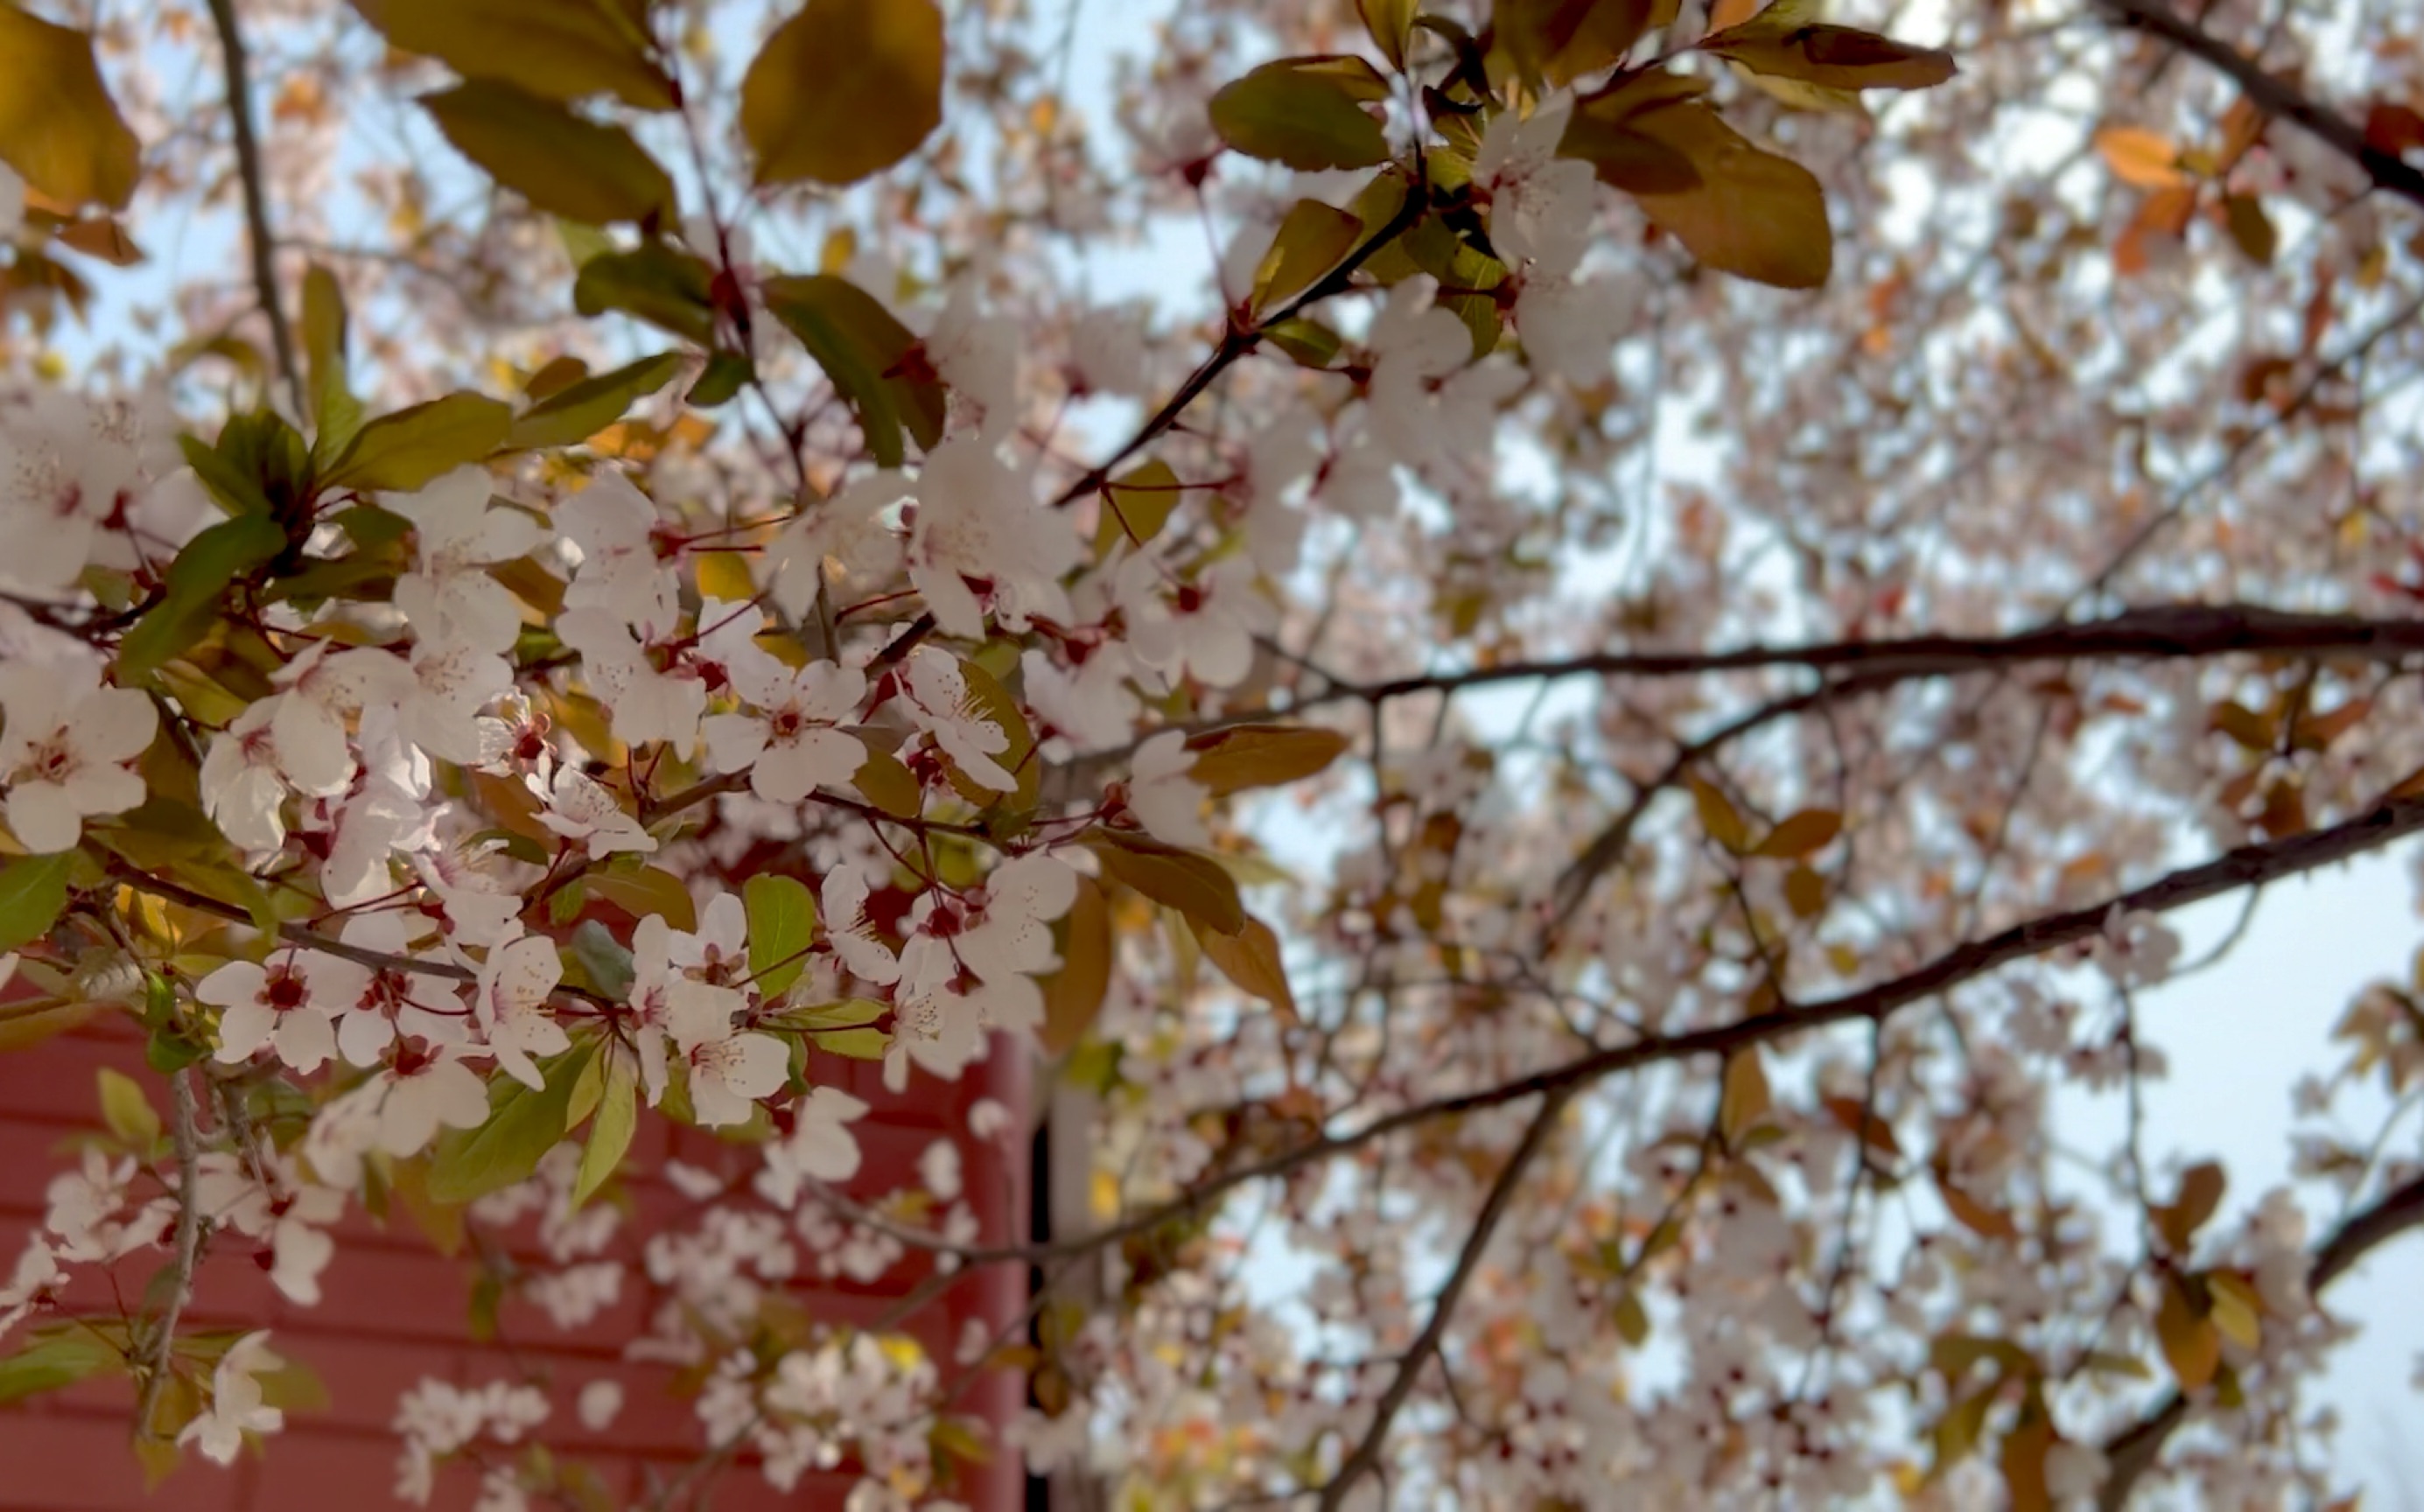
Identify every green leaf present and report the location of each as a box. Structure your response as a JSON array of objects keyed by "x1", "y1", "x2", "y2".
[
  {"x1": 1261, "y1": 316, "x2": 1345, "y2": 369},
  {"x1": 571, "y1": 1046, "x2": 637, "y2": 1208},
  {"x1": 572, "y1": 242, "x2": 719, "y2": 346},
  {"x1": 324, "y1": 392, "x2": 513, "y2": 493},
  {"x1": 583, "y1": 863, "x2": 697, "y2": 933},
  {"x1": 348, "y1": 0, "x2": 674, "y2": 110},
  {"x1": 811, "y1": 1026, "x2": 888, "y2": 1060},
  {"x1": 1251, "y1": 198, "x2": 1366, "y2": 318},
  {"x1": 1081, "y1": 833, "x2": 1247, "y2": 935},
  {"x1": 1597, "y1": 93, "x2": 1832, "y2": 289},
  {"x1": 775, "y1": 998, "x2": 886, "y2": 1031},
  {"x1": 568, "y1": 918, "x2": 636, "y2": 998},
  {"x1": 0, "y1": 1329, "x2": 124, "y2": 1405},
  {"x1": 1209, "y1": 57, "x2": 1392, "y2": 172},
  {"x1": 97, "y1": 1068, "x2": 160, "y2": 1148},
  {"x1": 301, "y1": 264, "x2": 365, "y2": 461},
  {"x1": 0, "y1": 5, "x2": 142, "y2": 211},
  {"x1": 0, "y1": 852, "x2": 73, "y2": 953},
  {"x1": 427, "y1": 1041, "x2": 599, "y2": 1203},
  {"x1": 1094, "y1": 460, "x2": 1184, "y2": 554},
  {"x1": 420, "y1": 80, "x2": 678, "y2": 228},
  {"x1": 116, "y1": 514, "x2": 289, "y2": 682},
  {"x1": 687, "y1": 351, "x2": 755, "y2": 408},
  {"x1": 508, "y1": 352, "x2": 685, "y2": 451},
  {"x1": 1501, "y1": 0, "x2": 1662, "y2": 85},
  {"x1": 760, "y1": 273, "x2": 946, "y2": 466},
  {"x1": 1356, "y1": 0, "x2": 1419, "y2": 69},
  {"x1": 740, "y1": 0, "x2": 946, "y2": 187},
  {"x1": 743, "y1": 874, "x2": 816, "y2": 1000}
]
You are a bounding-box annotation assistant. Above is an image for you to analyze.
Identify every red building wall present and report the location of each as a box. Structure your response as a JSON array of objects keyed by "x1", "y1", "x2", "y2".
[{"x1": 0, "y1": 1021, "x2": 1030, "y2": 1512}]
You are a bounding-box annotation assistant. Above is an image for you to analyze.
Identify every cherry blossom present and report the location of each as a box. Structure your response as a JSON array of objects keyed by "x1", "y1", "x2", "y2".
[
  {"x1": 704, "y1": 656, "x2": 868, "y2": 804},
  {"x1": 200, "y1": 950, "x2": 368, "y2": 1074},
  {"x1": 178, "y1": 1332, "x2": 286, "y2": 1466},
  {"x1": 0, "y1": 663, "x2": 157, "y2": 852},
  {"x1": 534, "y1": 764, "x2": 656, "y2": 856},
  {"x1": 473, "y1": 934, "x2": 570, "y2": 1090}
]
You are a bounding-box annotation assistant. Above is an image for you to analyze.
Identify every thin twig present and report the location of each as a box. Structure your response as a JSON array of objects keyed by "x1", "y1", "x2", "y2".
[
  {"x1": 206, "y1": 0, "x2": 301, "y2": 407},
  {"x1": 133, "y1": 1070, "x2": 207, "y2": 1439},
  {"x1": 1315, "y1": 1084, "x2": 1574, "y2": 1510}
]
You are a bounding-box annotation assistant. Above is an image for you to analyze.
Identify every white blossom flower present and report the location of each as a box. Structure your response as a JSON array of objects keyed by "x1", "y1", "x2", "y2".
[
  {"x1": 756, "y1": 1085, "x2": 871, "y2": 1208},
  {"x1": 177, "y1": 1331, "x2": 285, "y2": 1466},
  {"x1": 1125, "y1": 731, "x2": 1209, "y2": 847},
  {"x1": 473, "y1": 934, "x2": 570, "y2": 1090},
  {"x1": 668, "y1": 981, "x2": 787, "y2": 1127},
  {"x1": 200, "y1": 951, "x2": 368, "y2": 1074},
  {"x1": 821, "y1": 863, "x2": 901, "y2": 985},
  {"x1": 269, "y1": 641, "x2": 412, "y2": 795},
  {"x1": 767, "y1": 471, "x2": 912, "y2": 620},
  {"x1": 905, "y1": 438, "x2": 1078, "y2": 639},
  {"x1": 0, "y1": 663, "x2": 157, "y2": 852},
  {"x1": 199, "y1": 700, "x2": 293, "y2": 852},
  {"x1": 388, "y1": 466, "x2": 543, "y2": 652},
  {"x1": 899, "y1": 648, "x2": 1016, "y2": 790},
  {"x1": 535, "y1": 765, "x2": 656, "y2": 855},
  {"x1": 558, "y1": 471, "x2": 673, "y2": 626},
  {"x1": 1474, "y1": 95, "x2": 1596, "y2": 279},
  {"x1": 576, "y1": 1379, "x2": 623, "y2": 1432},
  {"x1": 558, "y1": 606, "x2": 706, "y2": 756},
  {"x1": 704, "y1": 657, "x2": 867, "y2": 804}
]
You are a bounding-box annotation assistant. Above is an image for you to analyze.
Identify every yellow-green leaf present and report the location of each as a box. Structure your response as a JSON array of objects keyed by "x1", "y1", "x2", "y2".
[
  {"x1": 743, "y1": 873, "x2": 817, "y2": 1000},
  {"x1": 572, "y1": 242, "x2": 719, "y2": 346},
  {"x1": 853, "y1": 748, "x2": 925, "y2": 820},
  {"x1": 1688, "y1": 774, "x2": 1752, "y2": 852},
  {"x1": 740, "y1": 0, "x2": 946, "y2": 187},
  {"x1": 1095, "y1": 460, "x2": 1184, "y2": 553},
  {"x1": 349, "y1": 0, "x2": 674, "y2": 110},
  {"x1": 428, "y1": 1041, "x2": 598, "y2": 1204},
  {"x1": 585, "y1": 864, "x2": 698, "y2": 934},
  {"x1": 419, "y1": 80, "x2": 677, "y2": 228},
  {"x1": 1501, "y1": 0, "x2": 1661, "y2": 85},
  {"x1": 761, "y1": 273, "x2": 948, "y2": 467},
  {"x1": 1190, "y1": 914, "x2": 1298, "y2": 1021},
  {"x1": 1619, "y1": 98, "x2": 1832, "y2": 288},
  {"x1": 0, "y1": 5, "x2": 141, "y2": 211},
  {"x1": 1184, "y1": 724, "x2": 1351, "y2": 796},
  {"x1": 325, "y1": 392, "x2": 512, "y2": 493},
  {"x1": 1357, "y1": 0, "x2": 1418, "y2": 68},
  {"x1": 1209, "y1": 57, "x2": 1392, "y2": 172},
  {"x1": 301, "y1": 264, "x2": 363, "y2": 457},
  {"x1": 1041, "y1": 877, "x2": 1112, "y2": 1054},
  {"x1": 571, "y1": 1046, "x2": 637, "y2": 1209},
  {"x1": 1251, "y1": 198, "x2": 1365, "y2": 317},
  {"x1": 97, "y1": 1068, "x2": 160, "y2": 1149},
  {"x1": 2223, "y1": 192, "x2": 2277, "y2": 266},
  {"x1": 0, "y1": 852, "x2": 73, "y2": 953},
  {"x1": 508, "y1": 352, "x2": 685, "y2": 451},
  {"x1": 1082, "y1": 833, "x2": 1247, "y2": 936}
]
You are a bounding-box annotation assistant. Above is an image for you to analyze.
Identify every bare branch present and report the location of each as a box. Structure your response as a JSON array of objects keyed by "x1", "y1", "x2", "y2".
[
  {"x1": 2096, "y1": 0, "x2": 2424, "y2": 214},
  {"x1": 206, "y1": 0, "x2": 301, "y2": 405},
  {"x1": 132, "y1": 1070, "x2": 207, "y2": 1441},
  {"x1": 1316, "y1": 1084, "x2": 1576, "y2": 1509}
]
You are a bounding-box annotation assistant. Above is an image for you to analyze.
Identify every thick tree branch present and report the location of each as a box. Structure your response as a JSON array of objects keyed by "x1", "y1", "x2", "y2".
[
  {"x1": 863, "y1": 792, "x2": 2424, "y2": 1270},
  {"x1": 206, "y1": 0, "x2": 301, "y2": 404},
  {"x1": 2096, "y1": 0, "x2": 2424, "y2": 214},
  {"x1": 1315, "y1": 1085, "x2": 1575, "y2": 1511},
  {"x1": 1339, "y1": 604, "x2": 2424, "y2": 705},
  {"x1": 2097, "y1": 1171, "x2": 2424, "y2": 1509}
]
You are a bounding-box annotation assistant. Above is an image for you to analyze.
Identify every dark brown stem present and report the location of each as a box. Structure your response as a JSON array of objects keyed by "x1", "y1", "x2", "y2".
[
  {"x1": 2097, "y1": 0, "x2": 2424, "y2": 213},
  {"x1": 206, "y1": 0, "x2": 301, "y2": 406}
]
